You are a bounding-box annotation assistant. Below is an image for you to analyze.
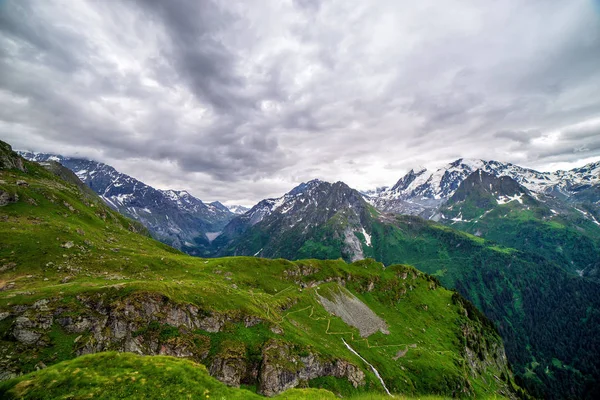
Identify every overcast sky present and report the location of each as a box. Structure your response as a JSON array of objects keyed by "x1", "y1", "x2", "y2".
[{"x1": 1, "y1": 0, "x2": 600, "y2": 205}]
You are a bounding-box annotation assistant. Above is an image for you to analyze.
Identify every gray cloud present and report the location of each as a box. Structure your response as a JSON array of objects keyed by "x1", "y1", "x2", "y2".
[{"x1": 1, "y1": 0, "x2": 600, "y2": 205}]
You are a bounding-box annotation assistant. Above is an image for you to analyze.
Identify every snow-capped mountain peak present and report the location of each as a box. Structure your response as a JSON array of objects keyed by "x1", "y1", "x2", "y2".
[
  {"x1": 372, "y1": 158, "x2": 600, "y2": 217},
  {"x1": 18, "y1": 151, "x2": 236, "y2": 253}
]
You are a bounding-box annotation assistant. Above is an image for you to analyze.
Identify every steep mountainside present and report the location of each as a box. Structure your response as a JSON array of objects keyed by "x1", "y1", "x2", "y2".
[
  {"x1": 18, "y1": 152, "x2": 234, "y2": 253},
  {"x1": 215, "y1": 177, "x2": 600, "y2": 399},
  {"x1": 214, "y1": 180, "x2": 375, "y2": 261},
  {"x1": 0, "y1": 140, "x2": 520, "y2": 399},
  {"x1": 371, "y1": 158, "x2": 600, "y2": 219},
  {"x1": 440, "y1": 171, "x2": 600, "y2": 280}
]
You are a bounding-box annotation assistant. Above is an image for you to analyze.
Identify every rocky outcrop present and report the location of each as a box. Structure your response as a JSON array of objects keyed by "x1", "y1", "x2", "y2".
[
  {"x1": 0, "y1": 141, "x2": 26, "y2": 172},
  {"x1": 1, "y1": 293, "x2": 365, "y2": 396},
  {"x1": 209, "y1": 340, "x2": 248, "y2": 387},
  {"x1": 259, "y1": 339, "x2": 365, "y2": 396},
  {"x1": 0, "y1": 189, "x2": 18, "y2": 206}
]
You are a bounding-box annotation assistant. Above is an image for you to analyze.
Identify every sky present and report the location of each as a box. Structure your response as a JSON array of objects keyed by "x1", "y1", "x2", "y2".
[{"x1": 1, "y1": 0, "x2": 600, "y2": 206}]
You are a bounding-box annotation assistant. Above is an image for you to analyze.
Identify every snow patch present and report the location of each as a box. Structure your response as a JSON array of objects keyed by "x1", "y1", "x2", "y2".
[
  {"x1": 497, "y1": 194, "x2": 523, "y2": 205},
  {"x1": 360, "y1": 227, "x2": 372, "y2": 246}
]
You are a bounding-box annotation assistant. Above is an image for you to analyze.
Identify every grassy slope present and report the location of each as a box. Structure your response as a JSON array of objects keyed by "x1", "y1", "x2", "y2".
[
  {"x1": 0, "y1": 150, "x2": 516, "y2": 398},
  {"x1": 368, "y1": 215, "x2": 600, "y2": 399}
]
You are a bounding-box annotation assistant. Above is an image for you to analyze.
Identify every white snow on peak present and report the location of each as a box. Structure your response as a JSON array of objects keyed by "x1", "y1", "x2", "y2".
[{"x1": 378, "y1": 158, "x2": 600, "y2": 203}]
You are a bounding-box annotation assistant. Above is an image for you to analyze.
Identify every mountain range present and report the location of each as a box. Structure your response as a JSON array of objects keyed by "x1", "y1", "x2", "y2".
[
  {"x1": 17, "y1": 152, "x2": 248, "y2": 254},
  {"x1": 11, "y1": 144, "x2": 600, "y2": 398},
  {"x1": 0, "y1": 140, "x2": 524, "y2": 399},
  {"x1": 369, "y1": 158, "x2": 600, "y2": 220},
  {"x1": 208, "y1": 159, "x2": 600, "y2": 398}
]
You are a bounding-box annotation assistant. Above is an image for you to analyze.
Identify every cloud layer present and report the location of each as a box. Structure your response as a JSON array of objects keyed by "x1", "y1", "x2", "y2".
[{"x1": 1, "y1": 0, "x2": 599, "y2": 204}]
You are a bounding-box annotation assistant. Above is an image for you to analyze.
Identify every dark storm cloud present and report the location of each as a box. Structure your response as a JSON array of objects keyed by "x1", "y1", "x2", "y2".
[
  {"x1": 134, "y1": 0, "x2": 249, "y2": 112},
  {"x1": 1, "y1": 0, "x2": 599, "y2": 204},
  {"x1": 494, "y1": 130, "x2": 542, "y2": 144}
]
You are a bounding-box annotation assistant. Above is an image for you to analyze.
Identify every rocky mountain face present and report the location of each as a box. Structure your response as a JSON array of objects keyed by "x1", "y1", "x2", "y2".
[
  {"x1": 370, "y1": 158, "x2": 600, "y2": 220},
  {"x1": 18, "y1": 152, "x2": 235, "y2": 254},
  {"x1": 439, "y1": 170, "x2": 600, "y2": 281},
  {"x1": 441, "y1": 170, "x2": 536, "y2": 221},
  {"x1": 214, "y1": 179, "x2": 375, "y2": 261}
]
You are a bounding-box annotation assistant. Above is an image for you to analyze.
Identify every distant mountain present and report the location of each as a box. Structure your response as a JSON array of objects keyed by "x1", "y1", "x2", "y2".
[
  {"x1": 440, "y1": 170, "x2": 600, "y2": 280},
  {"x1": 214, "y1": 179, "x2": 374, "y2": 261},
  {"x1": 18, "y1": 152, "x2": 235, "y2": 254},
  {"x1": 225, "y1": 204, "x2": 250, "y2": 214},
  {"x1": 371, "y1": 158, "x2": 600, "y2": 219}
]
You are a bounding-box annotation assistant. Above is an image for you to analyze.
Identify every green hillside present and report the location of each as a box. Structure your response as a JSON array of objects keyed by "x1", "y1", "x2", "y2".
[
  {"x1": 0, "y1": 141, "x2": 519, "y2": 398},
  {"x1": 207, "y1": 176, "x2": 600, "y2": 398},
  {"x1": 440, "y1": 170, "x2": 600, "y2": 281}
]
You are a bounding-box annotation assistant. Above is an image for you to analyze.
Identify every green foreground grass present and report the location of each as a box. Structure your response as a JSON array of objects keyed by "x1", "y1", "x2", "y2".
[{"x1": 0, "y1": 352, "x2": 490, "y2": 400}]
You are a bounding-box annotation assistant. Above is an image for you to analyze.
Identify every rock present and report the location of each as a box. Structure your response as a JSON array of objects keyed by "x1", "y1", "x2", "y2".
[
  {"x1": 0, "y1": 282, "x2": 16, "y2": 291},
  {"x1": 0, "y1": 141, "x2": 26, "y2": 171},
  {"x1": 0, "y1": 312, "x2": 10, "y2": 321},
  {"x1": 367, "y1": 281, "x2": 375, "y2": 292},
  {"x1": 270, "y1": 325, "x2": 284, "y2": 335},
  {"x1": 198, "y1": 315, "x2": 224, "y2": 333},
  {"x1": 76, "y1": 228, "x2": 85, "y2": 236},
  {"x1": 0, "y1": 262, "x2": 16, "y2": 272},
  {"x1": 12, "y1": 317, "x2": 42, "y2": 345},
  {"x1": 258, "y1": 339, "x2": 364, "y2": 396},
  {"x1": 158, "y1": 337, "x2": 196, "y2": 358},
  {"x1": 243, "y1": 315, "x2": 262, "y2": 328},
  {"x1": 35, "y1": 361, "x2": 47, "y2": 370},
  {"x1": 61, "y1": 276, "x2": 72, "y2": 284},
  {"x1": 209, "y1": 341, "x2": 247, "y2": 387},
  {"x1": 33, "y1": 299, "x2": 49, "y2": 311},
  {"x1": 0, "y1": 190, "x2": 18, "y2": 206},
  {"x1": 61, "y1": 241, "x2": 74, "y2": 249},
  {"x1": 16, "y1": 180, "x2": 28, "y2": 186}
]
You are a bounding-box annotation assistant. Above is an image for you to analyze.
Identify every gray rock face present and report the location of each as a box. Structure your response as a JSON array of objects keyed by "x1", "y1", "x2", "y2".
[
  {"x1": 12, "y1": 312, "x2": 53, "y2": 345},
  {"x1": 210, "y1": 358, "x2": 247, "y2": 386},
  {"x1": 0, "y1": 190, "x2": 18, "y2": 207},
  {"x1": 0, "y1": 141, "x2": 26, "y2": 172},
  {"x1": 259, "y1": 339, "x2": 364, "y2": 396},
  {"x1": 317, "y1": 286, "x2": 388, "y2": 338},
  {"x1": 12, "y1": 317, "x2": 42, "y2": 345}
]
